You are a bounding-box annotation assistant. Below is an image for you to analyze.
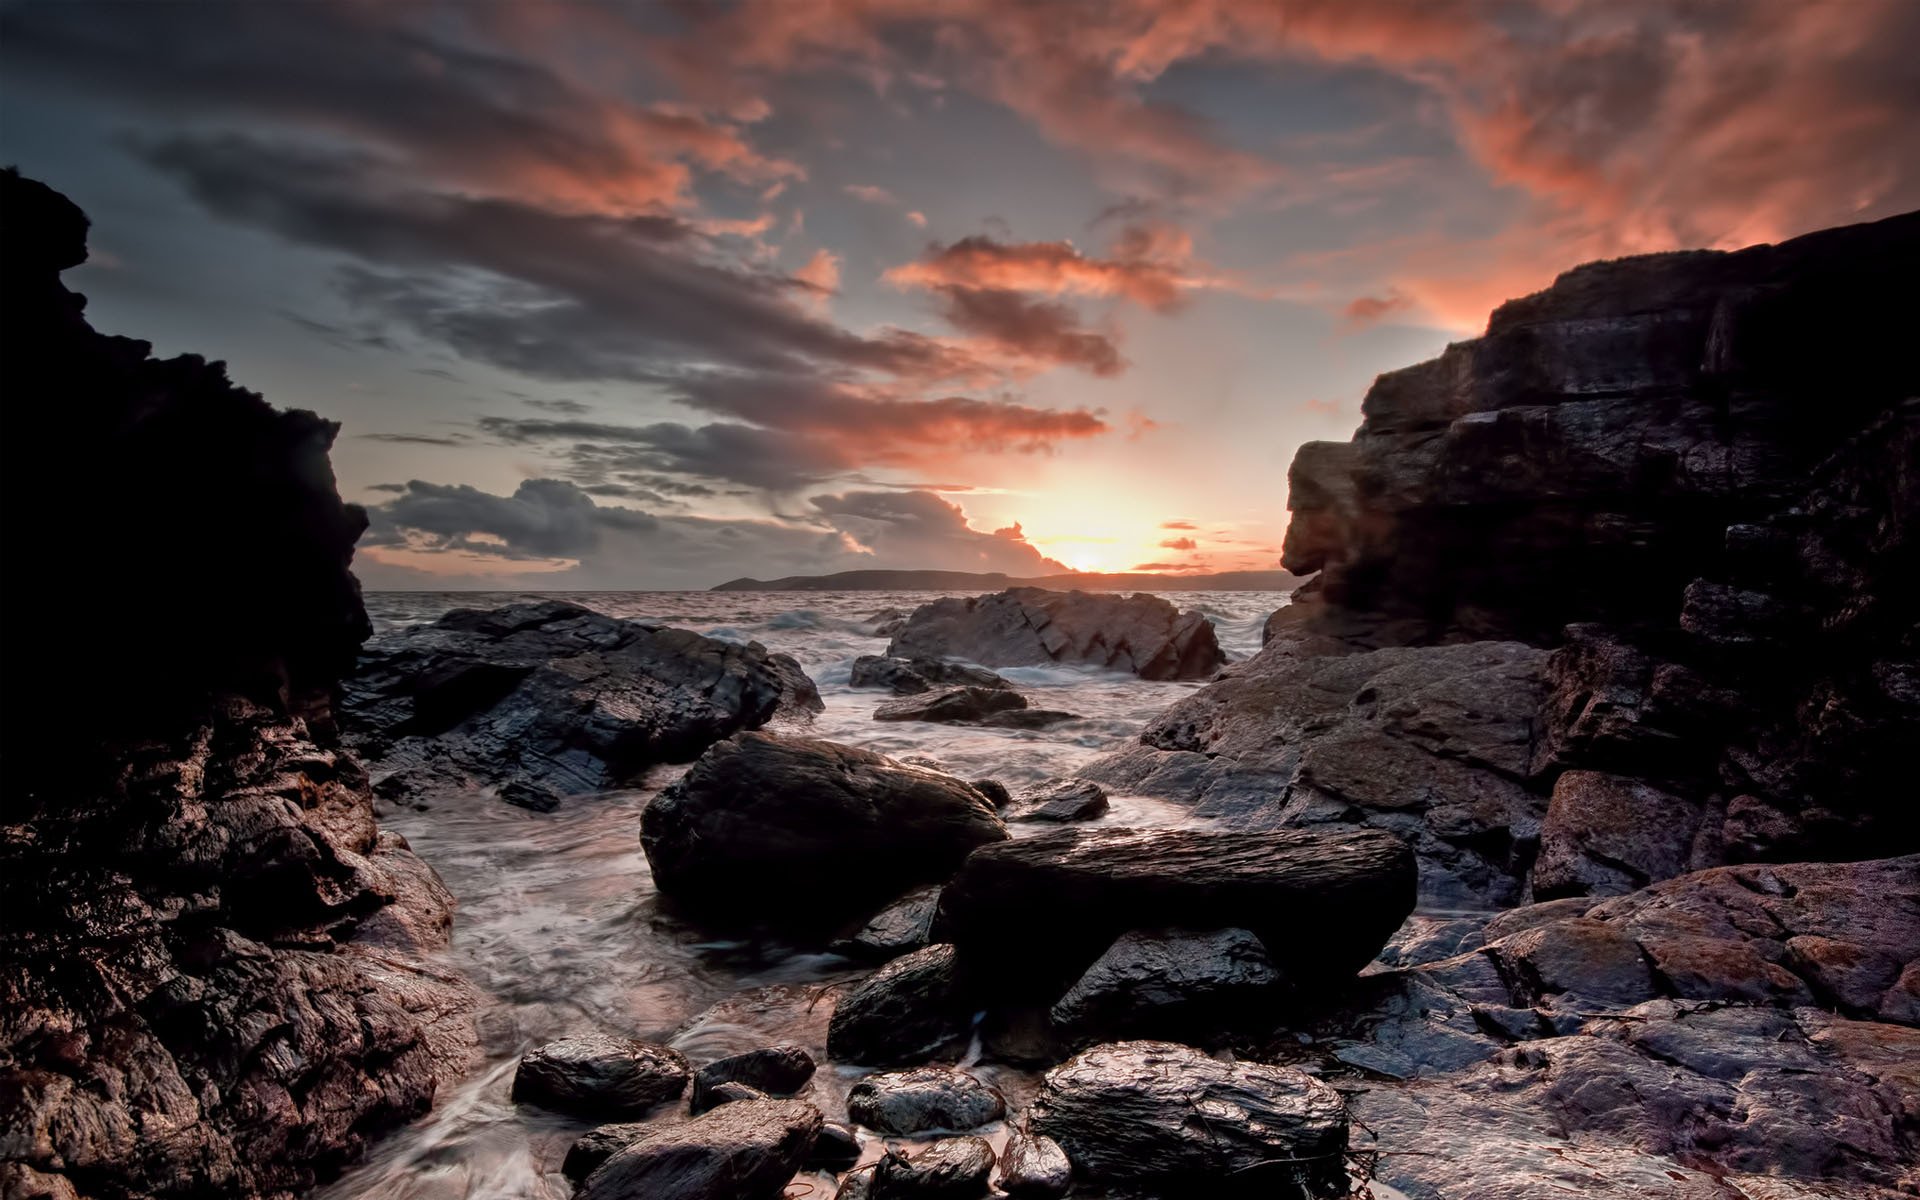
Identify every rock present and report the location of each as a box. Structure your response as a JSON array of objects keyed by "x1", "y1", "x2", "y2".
[
  {"x1": 866, "y1": 608, "x2": 910, "y2": 637},
  {"x1": 511, "y1": 1034, "x2": 690, "y2": 1117},
  {"x1": 1083, "y1": 638, "x2": 1552, "y2": 907},
  {"x1": 974, "y1": 708, "x2": 1081, "y2": 729},
  {"x1": 1005, "y1": 778, "x2": 1109, "y2": 822},
  {"x1": 576, "y1": 1097, "x2": 822, "y2": 1200},
  {"x1": 874, "y1": 686, "x2": 1030, "y2": 724},
  {"x1": 1532, "y1": 770, "x2": 1710, "y2": 898},
  {"x1": 999, "y1": 1126, "x2": 1072, "y2": 1197},
  {"x1": 851, "y1": 654, "x2": 1011, "y2": 694},
  {"x1": 845, "y1": 1067, "x2": 1007, "y2": 1135},
  {"x1": 808, "y1": 1121, "x2": 861, "y2": 1171},
  {"x1": 836, "y1": 1167, "x2": 877, "y2": 1200},
  {"x1": 1029, "y1": 1041, "x2": 1347, "y2": 1195},
  {"x1": 888, "y1": 588, "x2": 1225, "y2": 680},
  {"x1": 970, "y1": 779, "x2": 1013, "y2": 809},
  {"x1": 937, "y1": 826, "x2": 1415, "y2": 996},
  {"x1": 690, "y1": 1045, "x2": 816, "y2": 1113},
  {"x1": 831, "y1": 887, "x2": 941, "y2": 961},
  {"x1": 699, "y1": 1080, "x2": 769, "y2": 1109},
  {"x1": 871, "y1": 1137, "x2": 996, "y2": 1199},
  {"x1": 1048, "y1": 927, "x2": 1281, "y2": 1045},
  {"x1": 827, "y1": 945, "x2": 974, "y2": 1067},
  {"x1": 342, "y1": 600, "x2": 822, "y2": 804},
  {"x1": 641, "y1": 733, "x2": 1007, "y2": 927},
  {"x1": 562, "y1": 1123, "x2": 649, "y2": 1182}
]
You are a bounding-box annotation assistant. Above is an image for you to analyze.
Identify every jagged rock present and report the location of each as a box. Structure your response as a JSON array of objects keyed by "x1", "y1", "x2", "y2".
[
  {"x1": 1030, "y1": 1041, "x2": 1347, "y2": 1195},
  {"x1": 1532, "y1": 770, "x2": 1712, "y2": 898},
  {"x1": 866, "y1": 608, "x2": 911, "y2": 637},
  {"x1": 575, "y1": 1097, "x2": 822, "y2": 1200},
  {"x1": 0, "y1": 171, "x2": 475, "y2": 1200},
  {"x1": 1048, "y1": 927, "x2": 1282, "y2": 1045},
  {"x1": 342, "y1": 601, "x2": 822, "y2": 804},
  {"x1": 874, "y1": 686, "x2": 1030, "y2": 724},
  {"x1": 1005, "y1": 778, "x2": 1109, "y2": 823},
  {"x1": 641, "y1": 733, "x2": 1007, "y2": 927},
  {"x1": 511, "y1": 1035, "x2": 689, "y2": 1117},
  {"x1": 851, "y1": 654, "x2": 1011, "y2": 694},
  {"x1": 845, "y1": 1067, "x2": 1006, "y2": 1135},
  {"x1": 1083, "y1": 638, "x2": 1552, "y2": 906},
  {"x1": 888, "y1": 588, "x2": 1225, "y2": 680},
  {"x1": 827, "y1": 944, "x2": 973, "y2": 1067},
  {"x1": 871, "y1": 1137, "x2": 996, "y2": 1199},
  {"x1": 562, "y1": 1123, "x2": 649, "y2": 1182},
  {"x1": 831, "y1": 886, "x2": 941, "y2": 962},
  {"x1": 998, "y1": 1126, "x2": 1072, "y2": 1196},
  {"x1": 937, "y1": 826, "x2": 1415, "y2": 996},
  {"x1": 689, "y1": 1045, "x2": 815, "y2": 1114}
]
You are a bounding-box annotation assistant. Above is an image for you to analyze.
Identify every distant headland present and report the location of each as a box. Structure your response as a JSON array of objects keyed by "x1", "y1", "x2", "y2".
[{"x1": 710, "y1": 568, "x2": 1303, "y2": 592}]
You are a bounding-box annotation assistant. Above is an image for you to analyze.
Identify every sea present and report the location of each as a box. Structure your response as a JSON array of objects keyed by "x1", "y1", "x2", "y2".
[{"x1": 321, "y1": 588, "x2": 1289, "y2": 1200}]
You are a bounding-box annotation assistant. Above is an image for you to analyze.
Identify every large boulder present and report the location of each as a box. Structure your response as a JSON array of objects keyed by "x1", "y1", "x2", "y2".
[
  {"x1": 1048, "y1": 927, "x2": 1282, "y2": 1045},
  {"x1": 342, "y1": 601, "x2": 821, "y2": 804},
  {"x1": 1030, "y1": 1041, "x2": 1348, "y2": 1196},
  {"x1": 887, "y1": 589, "x2": 1225, "y2": 680},
  {"x1": 871, "y1": 1137, "x2": 996, "y2": 1199},
  {"x1": 936, "y1": 826, "x2": 1415, "y2": 995},
  {"x1": 851, "y1": 655, "x2": 1011, "y2": 694},
  {"x1": 511, "y1": 1034, "x2": 689, "y2": 1117},
  {"x1": 641, "y1": 733, "x2": 1007, "y2": 927},
  {"x1": 827, "y1": 944, "x2": 974, "y2": 1066},
  {"x1": 575, "y1": 1098, "x2": 823, "y2": 1200}
]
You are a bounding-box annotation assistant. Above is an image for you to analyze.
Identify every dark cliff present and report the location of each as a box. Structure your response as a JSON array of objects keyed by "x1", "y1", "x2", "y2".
[{"x1": 0, "y1": 171, "x2": 472, "y2": 1200}]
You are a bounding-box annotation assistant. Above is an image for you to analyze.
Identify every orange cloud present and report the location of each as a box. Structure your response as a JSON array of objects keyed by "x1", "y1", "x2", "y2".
[{"x1": 886, "y1": 225, "x2": 1198, "y2": 311}]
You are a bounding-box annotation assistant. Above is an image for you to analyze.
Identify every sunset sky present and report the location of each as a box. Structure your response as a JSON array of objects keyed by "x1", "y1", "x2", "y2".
[{"x1": 4, "y1": 1, "x2": 1916, "y2": 589}]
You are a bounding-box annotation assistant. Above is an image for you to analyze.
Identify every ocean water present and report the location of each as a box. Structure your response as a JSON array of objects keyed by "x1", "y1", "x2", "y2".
[{"x1": 323, "y1": 589, "x2": 1286, "y2": 1200}]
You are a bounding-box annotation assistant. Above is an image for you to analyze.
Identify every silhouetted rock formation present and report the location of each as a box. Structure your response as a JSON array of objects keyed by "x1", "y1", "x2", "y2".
[
  {"x1": 887, "y1": 588, "x2": 1225, "y2": 680},
  {"x1": 0, "y1": 170, "x2": 474, "y2": 1200},
  {"x1": 342, "y1": 600, "x2": 822, "y2": 806}
]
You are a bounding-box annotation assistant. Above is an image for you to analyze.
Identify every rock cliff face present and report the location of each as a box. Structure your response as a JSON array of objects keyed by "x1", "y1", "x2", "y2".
[{"x1": 0, "y1": 171, "x2": 474, "y2": 1199}]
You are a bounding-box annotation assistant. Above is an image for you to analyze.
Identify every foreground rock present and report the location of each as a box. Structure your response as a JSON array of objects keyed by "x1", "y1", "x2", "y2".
[
  {"x1": 1049, "y1": 927, "x2": 1281, "y2": 1045},
  {"x1": 642, "y1": 733, "x2": 1007, "y2": 927},
  {"x1": 828, "y1": 944, "x2": 974, "y2": 1066},
  {"x1": 846, "y1": 1067, "x2": 1006, "y2": 1134},
  {"x1": 343, "y1": 601, "x2": 821, "y2": 805},
  {"x1": 938, "y1": 826, "x2": 1415, "y2": 993},
  {"x1": 512, "y1": 1034, "x2": 689, "y2": 1117},
  {"x1": 0, "y1": 171, "x2": 476, "y2": 1200},
  {"x1": 888, "y1": 588, "x2": 1225, "y2": 680},
  {"x1": 1006, "y1": 778, "x2": 1109, "y2": 822},
  {"x1": 689, "y1": 1045, "x2": 815, "y2": 1113},
  {"x1": 999, "y1": 1127, "x2": 1072, "y2": 1197},
  {"x1": 576, "y1": 1098, "x2": 822, "y2": 1200},
  {"x1": 851, "y1": 654, "x2": 1011, "y2": 694},
  {"x1": 872, "y1": 1137, "x2": 996, "y2": 1199},
  {"x1": 1031, "y1": 1041, "x2": 1348, "y2": 1195}
]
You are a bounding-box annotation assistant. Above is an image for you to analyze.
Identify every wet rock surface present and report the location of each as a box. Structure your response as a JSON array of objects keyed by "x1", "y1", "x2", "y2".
[
  {"x1": 845, "y1": 1067, "x2": 1007, "y2": 1135},
  {"x1": 937, "y1": 826, "x2": 1415, "y2": 994},
  {"x1": 343, "y1": 600, "x2": 821, "y2": 804},
  {"x1": 998, "y1": 1126, "x2": 1072, "y2": 1196},
  {"x1": 874, "y1": 685, "x2": 1031, "y2": 724},
  {"x1": 871, "y1": 1137, "x2": 996, "y2": 1199},
  {"x1": 1030, "y1": 1041, "x2": 1348, "y2": 1195},
  {"x1": 511, "y1": 1034, "x2": 690, "y2": 1117},
  {"x1": 1049, "y1": 927, "x2": 1282, "y2": 1046},
  {"x1": 888, "y1": 588, "x2": 1226, "y2": 679},
  {"x1": 831, "y1": 886, "x2": 942, "y2": 962},
  {"x1": 574, "y1": 1097, "x2": 823, "y2": 1200},
  {"x1": 641, "y1": 732, "x2": 1007, "y2": 927},
  {"x1": 689, "y1": 1044, "x2": 815, "y2": 1113},
  {"x1": 827, "y1": 944, "x2": 974, "y2": 1067},
  {"x1": 851, "y1": 654, "x2": 1012, "y2": 694},
  {"x1": 1005, "y1": 778, "x2": 1110, "y2": 823}
]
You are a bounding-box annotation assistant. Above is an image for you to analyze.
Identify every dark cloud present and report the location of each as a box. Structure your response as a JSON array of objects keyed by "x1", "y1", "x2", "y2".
[
  {"x1": 475, "y1": 415, "x2": 853, "y2": 492},
  {"x1": 1130, "y1": 561, "x2": 1187, "y2": 571},
  {"x1": 359, "y1": 432, "x2": 468, "y2": 446},
  {"x1": 366, "y1": 478, "x2": 657, "y2": 561},
  {"x1": 524, "y1": 397, "x2": 591, "y2": 414},
  {"x1": 930, "y1": 288, "x2": 1123, "y2": 377},
  {"x1": 809, "y1": 490, "x2": 1069, "y2": 575}
]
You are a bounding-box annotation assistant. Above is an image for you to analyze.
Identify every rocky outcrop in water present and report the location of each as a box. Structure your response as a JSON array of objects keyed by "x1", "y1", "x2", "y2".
[
  {"x1": 0, "y1": 171, "x2": 473, "y2": 1200},
  {"x1": 887, "y1": 588, "x2": 1226, "y2": 679},
  {"x1": 850, "y1": 654, "x2": 1011, "y2": 694},
  {"x1": 343, "y1": 600, "x2": 821, "y2": 806},
  {"x1": 510, "y1": 1034, "x2": 689, "y2": 1117},
  {"x1": 573, "y1": 1097, "x2": 824, "y2": 1200},
  {"x1": 641, "y1": 733, "x2": 1008, "y2": 928}
]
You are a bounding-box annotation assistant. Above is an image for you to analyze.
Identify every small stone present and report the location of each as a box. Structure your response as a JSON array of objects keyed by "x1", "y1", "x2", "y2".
[
  {"x1": 999, "y1": 1126, "x2": 1072, "y2": 1196},
  {"x1": 846, "y1": 1066, "x2": 1007, "y2": 1135}
]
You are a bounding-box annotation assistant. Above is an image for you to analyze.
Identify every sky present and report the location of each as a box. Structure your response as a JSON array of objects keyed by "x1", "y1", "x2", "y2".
[{"x1": 3, "y1": 1, "x2": 1916, "y2": 590}]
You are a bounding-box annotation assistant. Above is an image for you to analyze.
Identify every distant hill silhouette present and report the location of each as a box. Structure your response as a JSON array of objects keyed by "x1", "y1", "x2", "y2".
[{"x1": 710, "y1": 568, "x2": 1302, "y2": 592}]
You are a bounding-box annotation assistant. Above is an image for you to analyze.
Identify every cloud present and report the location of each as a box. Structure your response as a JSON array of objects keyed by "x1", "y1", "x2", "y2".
[
  {"x1": 793, "y1": 248, "x2": 841, "y2": 296},
  {"x1": 1159, "y1": 519, "x2": 1198, "y2": 530},
  {"x1": 359, "y1": 432, "x2": 468, "y2": 446},
  {"x1": 476, "y1": 416, "x2": 855, "y2": 492},
  {"x1": 365, "y1": 477, "x2": 656, "y2": 561},
  {"x1": 524, "y1": 397, "x2": 590, "y2": 414},
  {"x1": 929, "y1": 288, "x2": 1123, "y2": 377},
  {"x1": 808, "y1": 489, "x2": 1068, "y2": 575},
  {"x1": 1130, "y1": 561, "x2": 1188, "y2": 572},
  {"x1": 1158, "y1": 536, "x2": 1197, "y2": 551},
  {"x1": 1343, "y1": 290, "x2": 1415, "y2": 328},
  {"x1": 844, "y1": 183, "x2": 898, "y2": 205},
  {"x1": 886, "y1": 225, "x2": 1200, "y2": 311}
]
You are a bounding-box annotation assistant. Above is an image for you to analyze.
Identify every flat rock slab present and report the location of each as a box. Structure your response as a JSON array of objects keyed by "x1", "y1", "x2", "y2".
[
  {"x1": 851, "y1": 655, "x2": 1011, "y2": 694},
  {"x1": 887, "y1": 588, "x2": 1224, "y2": 680},
  {"x1": 1031, "y1": 1041, "x2": 1347, "y2": 1195},
  {"x1": 576, "y1": 1097, "x2": 822, "y2": 1200},
  {"x1": 874, "y1": 686, "x2": 1029, "y2": 724},
  {"x1": 937, "y1": 826, "x2": 1415, "y2": 995},
  {"x1": 511, "y1": 1034, "x2": 689, "y2": 1118},
  {"x1": 343, "y1": 601, "x2": 822, "y2": 803},
  {"x1": 1006, "y1": 778, "x2": 1109, "y2": 822},
  {"x1": 846, "y1": 1067, "x2": 1006, "y2": 1135},
  {"x1": 642, "y1": 733, "x2": 1007, "y2": 928}
]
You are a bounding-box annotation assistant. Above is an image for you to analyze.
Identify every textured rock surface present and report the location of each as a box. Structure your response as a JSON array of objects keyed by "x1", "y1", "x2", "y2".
[
  {"x1": 1084, "y1": 638, "x2": 1551, "y2": 906},
  {"x1": 870, "y1": 1137, "x2": 996, "y2": 1199},
  {"x1": 850, "y1": 655, "x2": 1011, "y2": 694},
  {"x1": 873, "y1": 685, "x2": 1030, "y2": 724},
  {"x1": 690, "y1": 1045, "x2": 815, "y2": 1113},
  {"x1": 641, "y1": 733, "x2": 1007, "y2": 927},
  {"x1": 1049, "y1": 927, "x2": 1281, "y2": 1045},
  {"x1": 888, "y1": 588, "x2": 1225, "y2": 679},
  {"x1": 0, "y1": 171, "x2": 475, "y2": 1200},
  {"x1": 575, "y1": 1097, "x2": 822, "y2": 1200},
  {"x1": 343, "y1": 600, "x2": 821, "y2": 804},
  {"x1": 845, "y1": 1067, "x2": 1006, "y2": 1135},
  {"x1": 827, "y1": 944, "x2": 974, "y2": 1067},
  {"x1": 1030, "y1": 1041, "x2": 1347, "y2": 1195},
  {"x1": 1005, "y1": 778, "x2": 1109, "y2": 823},
  {"x1": 998, "y1": 1126, "x2": 1071, "y2": 1197},
  {"x1": 938, "y1": 826, "x2": 1415, "y2": 994},
  {"x1": 510, "y1": 1034, "x2": 689, "y2": 1117},
  {"x1": 831, "y1": 886, "x2": 941, "y2": 962}
]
